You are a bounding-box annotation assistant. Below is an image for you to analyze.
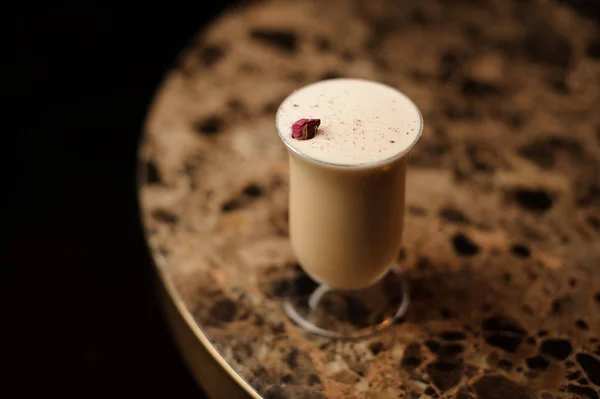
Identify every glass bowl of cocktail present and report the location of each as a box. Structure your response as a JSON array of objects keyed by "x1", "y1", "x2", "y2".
[{"x1": 276, "y1": 78, "x2": 423, "y2": 339}]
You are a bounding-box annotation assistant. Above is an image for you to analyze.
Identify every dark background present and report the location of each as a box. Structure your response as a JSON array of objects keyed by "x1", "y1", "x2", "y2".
[{"x1": 3, "y1": 3, "x2": 238, "y2": 397}]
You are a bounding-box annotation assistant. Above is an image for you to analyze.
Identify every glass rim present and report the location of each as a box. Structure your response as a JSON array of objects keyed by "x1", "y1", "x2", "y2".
[{"x1": 275, "y1": 79, "x2": 424, "y2": 170}]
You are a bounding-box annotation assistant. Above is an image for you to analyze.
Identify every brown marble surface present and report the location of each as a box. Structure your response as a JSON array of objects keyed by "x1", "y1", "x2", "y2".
[{"x1": 138, "y1": 0, "x2": 600, "y2": 397}]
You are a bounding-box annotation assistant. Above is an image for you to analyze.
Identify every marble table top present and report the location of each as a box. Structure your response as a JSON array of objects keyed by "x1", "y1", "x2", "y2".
[{"x1": 138, "y1": 0, "x2": 600, "y2": 397}]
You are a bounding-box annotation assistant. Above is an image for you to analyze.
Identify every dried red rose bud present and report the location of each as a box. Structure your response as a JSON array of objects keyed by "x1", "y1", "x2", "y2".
[{"x1": 291, "y1": 118, "x2": 321, "y2": 140}]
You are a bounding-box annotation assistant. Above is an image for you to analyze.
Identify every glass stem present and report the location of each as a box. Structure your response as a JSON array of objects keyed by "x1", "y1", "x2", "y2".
[{"x1": 308, "y1": 284, "x2": 330, "y2": 309}]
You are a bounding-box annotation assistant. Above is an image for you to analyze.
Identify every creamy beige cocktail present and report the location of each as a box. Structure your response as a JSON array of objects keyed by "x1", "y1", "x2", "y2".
[{"x1": 276, "y1": 78, "x2": 422, "y2": 291}]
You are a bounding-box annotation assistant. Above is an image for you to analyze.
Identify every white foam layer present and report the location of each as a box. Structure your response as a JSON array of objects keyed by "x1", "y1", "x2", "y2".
[{"x1": 276, "y1": 78, "x2": 422, "y2": 167}]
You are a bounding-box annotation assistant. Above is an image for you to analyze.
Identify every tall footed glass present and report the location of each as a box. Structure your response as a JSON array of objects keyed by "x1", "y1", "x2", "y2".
[{"x1": 276, "y1": 78, "x2": 422, "y2": 339}]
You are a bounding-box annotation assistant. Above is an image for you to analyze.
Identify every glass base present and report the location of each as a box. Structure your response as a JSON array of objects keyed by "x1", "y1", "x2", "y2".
[{"x1": 283, "y1": 266, "x2": 410, "y2": 339}]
